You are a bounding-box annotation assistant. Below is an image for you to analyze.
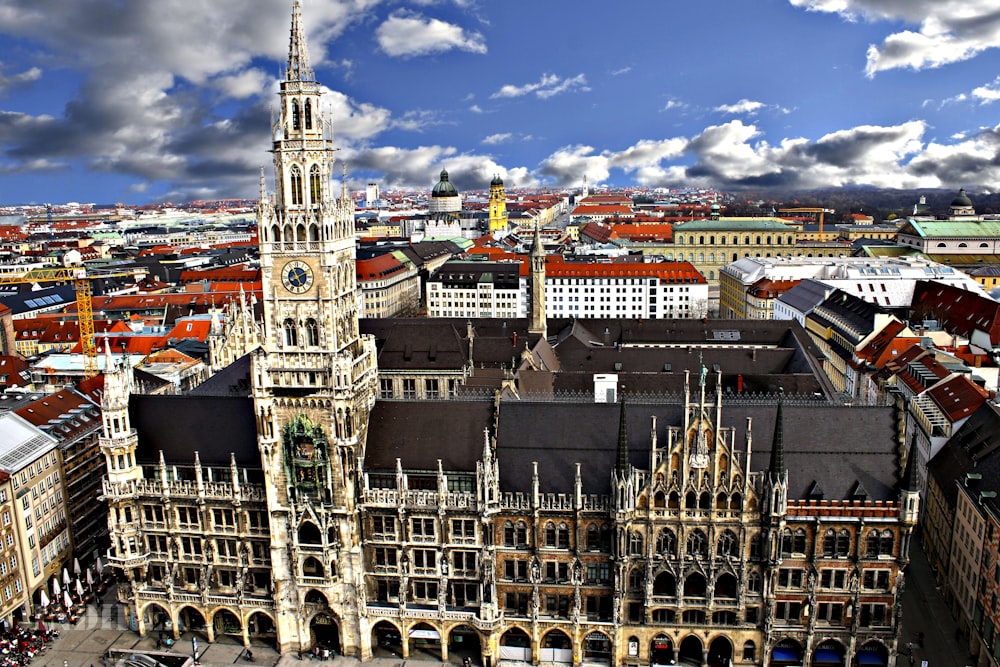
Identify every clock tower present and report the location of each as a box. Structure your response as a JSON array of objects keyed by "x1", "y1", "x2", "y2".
[{"x1": 253, "y1": 0, "x2": 377, "y2": 654}]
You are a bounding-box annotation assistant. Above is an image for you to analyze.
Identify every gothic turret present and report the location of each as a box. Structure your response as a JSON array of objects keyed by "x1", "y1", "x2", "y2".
[
  {"x1": 99, "y1": 343, "x2": 141, "y2": 485},
  {"x1": 900, "y1": 435, "x2": 921, "y2": 526},
  {"x1": 763, "y1": 395, "x2": 788, "y2": 521},
  {"x1": 529, "y1": 223, "x2": 546, "y2": 337}
]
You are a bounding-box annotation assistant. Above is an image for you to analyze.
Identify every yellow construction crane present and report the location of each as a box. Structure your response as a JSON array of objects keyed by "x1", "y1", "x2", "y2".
[
  {"x1": 777, "y1": 207, "x2": 836, "y2": 234},
  {"x1": 0, "y1": 266, "x2": 147, "y2": 378}
]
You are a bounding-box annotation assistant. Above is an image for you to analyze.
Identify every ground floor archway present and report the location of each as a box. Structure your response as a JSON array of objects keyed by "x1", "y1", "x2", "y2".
[
  {"x1": 707, "y1": 636, "x2": 732, "y2": 667},
  {"x1": 499, "y1": 627, "x2": 531, "y2": 663},
  {"x1": 812, "y1": 639, "x2": 845, "y2": 666},
  {"x1": 650, "y1": 635, "x2": 674, "y2": 666},
  {"x1": 448, "y1": 625, "x2": 481, "y2": 663},
  {"x1": 247, "y1": 612, "x2": 275, "y2": 642},
  {"x1": 856, "y1": 641, "x2": 889, "y2": 667},
  {"x1": 309, "y1": 613, "x2": 340, "y2": 655},
  {"x1": 212, "y1": 609, "x2": 242, "y2": 638},
  {"x1": 540, "y1": 629, "x2": 572, "y2": 665},
  {"x1": 583, "y1": 631, "x2": 612, "y2": 665},
  {"x1": 142, "y1": 603, "x2": 171, "y2": 633},
  {"x1": 371, "y1": 620, "x2": 402, "y2": 657},
  {"x1": 178, "y1": 606, "x2": 208, "y2": 637},
  {"x1": 678, "y1": 635, "x2": 703, "y2": 667},
  {"x1": 771, "y1": 638, "x2": 803, "y2": 666},
  {"x1": 408, "y1": 622, "x2": 441, "y2": 660}
]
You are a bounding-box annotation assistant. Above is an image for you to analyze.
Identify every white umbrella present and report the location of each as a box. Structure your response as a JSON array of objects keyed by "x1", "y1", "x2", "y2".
[
  {"x1": 38, "y1": 590, "x2": 49, "y2": 608},
  {"x1": 62, "y1": 590, "x2": 71, "y2": 610},
  {"x1": 51, "y1": 579, "x2": 60, "y2": 597},
  {"x1": 73, "y1": 558, "x2": 81, "y2": 576},
  {"x1": 85, "y1": 569, "x2": 94, "y2": 587},
  {"x1": 95, "y1": 558, "x2": 104, "y2": 576},
  {"x1": 62, "y1": 568, "x2": 70, "y2": 586},
  {"x1": 75, "y1": 579, "x2": 84, "y2": 597}
]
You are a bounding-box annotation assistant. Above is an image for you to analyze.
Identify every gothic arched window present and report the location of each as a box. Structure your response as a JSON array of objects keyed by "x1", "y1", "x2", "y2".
[
  {"x1": 304, "y1": 99, "x2": 313, "y2": 130},
  {"x1": 655, "y1": 528, "x2": 676, "y2": 556},
  {"x1": 305, "y1": 319, "x2": 319, "y2": 347},
  {"x1": 686, "y1": 530, "x2": 708, "y2": 559},
  {"x1": 309, "y1": 164, "x2": 321, "y2": 205},
  {"x1": 283, "y1": 319, "x2": 297, "y2": 347},
  {"x1": 628, "y1": 531, "x2": 643, "y2": 556},
  {"x1": 290, "y1": 165, "x2": 303, "y2": 206},
  {"x1": 291, "y1": 100, "x2": 301, "y2": 131}
]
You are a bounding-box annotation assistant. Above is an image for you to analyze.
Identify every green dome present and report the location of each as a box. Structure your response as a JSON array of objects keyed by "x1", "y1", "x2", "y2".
[
  {"x1": 432, "y1": 169, "x2": 459, "y2": 197},
  {"x1": 951, "y1": 188, "x2": 973, "y2": 208}
]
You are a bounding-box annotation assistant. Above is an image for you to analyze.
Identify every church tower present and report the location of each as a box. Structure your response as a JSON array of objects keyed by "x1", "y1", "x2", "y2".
[
  {"x1": 488, "y1": 174, "x2": 507, "y2": 235},
  {"x1": 528, "y1": 223, "x2": 546, "y2": 337},
  {"x1": 254, "y1": 0, "x2": 377, "y2": 653}
]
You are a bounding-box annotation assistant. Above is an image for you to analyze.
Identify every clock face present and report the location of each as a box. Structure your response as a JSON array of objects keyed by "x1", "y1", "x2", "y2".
[{"x1": 281, "y1": 260, "x2": 314, "y2": 294}]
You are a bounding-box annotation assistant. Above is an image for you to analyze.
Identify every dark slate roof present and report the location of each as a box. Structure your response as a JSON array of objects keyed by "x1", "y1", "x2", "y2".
[
  {"x1": 130, "y1": 394, "x2": 258, "y2": 466},
  {"x1": 928, "y1": 401, "x2": 1000, "y2": 514},
  {"x1": 494, "y1": 401, "x2": 900, "y2": 500},
  {"x1": 189, "y1": 354, "x2": 252, "y2": 396},
  {"x1": 777, "y1": 279, "x2": 834, "y2": 314},
  {"x1": 364, "y1": 400, "x2": 494, "y2": 472}
]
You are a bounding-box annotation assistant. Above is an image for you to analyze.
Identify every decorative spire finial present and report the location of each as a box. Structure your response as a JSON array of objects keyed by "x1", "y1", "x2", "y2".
[{"x1": 287, "y1": 0, "x2": 315, "y2": 82}]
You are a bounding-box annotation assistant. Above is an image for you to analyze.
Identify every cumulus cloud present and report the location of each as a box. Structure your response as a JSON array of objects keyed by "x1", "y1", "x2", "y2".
[
  {"x1": 531, "y1": 118, "x2": 1000, "y2": 191},
  {"x1": 375, "y1": 11, "x2": 486, "y2": 57},
  {"x1": 0, "y1": 0, "x2": 380, "y2": 199},
  {"x1": 482, "y1": 133, "x2": 512, "y2": 145},
  {"x1": 490, "y1": 73, "x2": 589, "y2": 100},
  {"x1": 714, "y1": 99, "x2": 765, "y2": 115},
  {"x1": 788, "y1": 0, "x2": 1000, "y2": 76},
  {"x1": 213, "y1": 68, "x2": 269, "y2": 100},
  {"x1": 973, "y1": 78, "x2": 1000, "y2": 103},
  {"x1": 0, "y1": 64, "x2": 41, "y2": 95}
]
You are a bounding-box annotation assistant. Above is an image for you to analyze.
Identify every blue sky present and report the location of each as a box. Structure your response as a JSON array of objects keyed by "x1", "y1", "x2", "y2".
[{"x1": 2, "y1": 0, "x2": 1000, "y2": 205}]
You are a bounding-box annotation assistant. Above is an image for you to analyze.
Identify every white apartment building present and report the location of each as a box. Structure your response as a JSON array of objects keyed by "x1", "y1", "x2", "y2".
[
  {"x1": 720, "y1": 255, "x2": 985, "y2": 318},
  {"x1": 426, "y1": 261, "x2": 526, "y2": 318},
  {"x1": 544, "y1": 259, "x2": 709, "y2": 319}
]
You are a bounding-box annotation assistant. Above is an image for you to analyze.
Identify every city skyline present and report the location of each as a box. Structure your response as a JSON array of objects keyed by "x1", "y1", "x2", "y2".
[{"x1": 2, "y1": 0, "x2": 1000, "y2": 205}]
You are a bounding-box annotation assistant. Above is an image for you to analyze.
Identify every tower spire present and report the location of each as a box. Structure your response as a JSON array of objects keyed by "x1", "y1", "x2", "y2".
[
  {"x1": 769, "y1": 391, "x2": 786, "y2": 475},
  {"x1": 287, "y1": 0, "x2": 315, "y2": 82},
  {"x1": 615, "y1": 394, "x2": 629, "y2": 476},
  {"x1": 528, "y1": 220, "x2": 547, "y2": 338}
]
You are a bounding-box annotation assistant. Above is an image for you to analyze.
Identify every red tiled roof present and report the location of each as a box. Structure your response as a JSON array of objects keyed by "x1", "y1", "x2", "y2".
[
  {"x1": 927, "y1": 375, "x2": 988, "y2": 422},
  {"x1": 912, "y1": 281, "x2": 1000, "y2": 346},
  {"x1": 544, "y1": 257, "x2": 706, "y2": 283},
  {"x1": 16, "y1": 388, "x2": 101, "y2": 443},
  {"x1": 608, "y1": 223, "x2": 674, "y2": 243},
  {"x1": 571, "y1": 205, "x2": 632, "y2": 216},
  {"x1": 748, "y1": 278, "x2": 801, "y2": 299},
  {"x1": 356, "y1": 254, "x2": 407, "y2": 281}
]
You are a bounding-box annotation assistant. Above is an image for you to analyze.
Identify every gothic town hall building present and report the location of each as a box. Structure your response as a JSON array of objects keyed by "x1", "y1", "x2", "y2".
[{"x1": 100, "y1": 4, "x2": 916, "y2": 667}]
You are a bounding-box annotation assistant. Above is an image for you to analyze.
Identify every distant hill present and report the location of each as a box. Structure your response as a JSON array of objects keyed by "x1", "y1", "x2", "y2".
[{"x1": 724, "y1": 187, "x2": 1000, "y2": 223}]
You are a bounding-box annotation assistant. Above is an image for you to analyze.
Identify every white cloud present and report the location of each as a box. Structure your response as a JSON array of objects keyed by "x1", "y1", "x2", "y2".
[
  {"x1": 714, "y1": 99, "x2": 766, "y2": 115},
  {"x1": 490, "y1": 73, "x2": 589, "y2": 100},
  {"x1": 469, "y1": 104, "x2": 484, "y2": 114},
  {"x1": 973, "y1": 78, "x2": 1000, "y2": 103},
  {"x1": 482, "y1": 133, "x2": 512, "y2": 145},
  {"x1": 789, "y1": 0, "x2": 1000, "y2": 76},
  {"x1": 610, "y1": 66, "x2": 632, "y2": 77},
  {"x1": 375, "y1": 11, "x2": 486, "y2": 58},
  {"x1": 391, "y1": 109, "x2": 450, "y2": 132},
  {"x1": 212, "y1": 68, "x2": 269, "y2": 100},
  {"x1": 0, "y1": 64, "x2": 41, "y2": 94}
]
